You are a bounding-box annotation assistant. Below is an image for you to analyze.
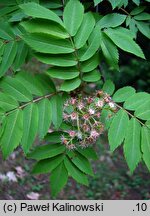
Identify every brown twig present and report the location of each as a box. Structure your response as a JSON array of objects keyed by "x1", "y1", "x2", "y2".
[{"x1": 120, "y1": 8, "x2": 130, "y2": 16}]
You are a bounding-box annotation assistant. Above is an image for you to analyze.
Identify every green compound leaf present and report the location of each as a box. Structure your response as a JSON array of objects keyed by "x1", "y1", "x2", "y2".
[
  {"x1": 35, "y1": 53, "x2": 77, "y2": 67},
  {"x1": 124, "y1": 118, "x2": 141, "y2": 173},
  {"x1": 113, "y1": 86, "x2": 136, "y2": 102},
  {"x1": 141, "y1": 126, "x2": 150, "y2": 171},
  {"x1": 35, "y1": 74, "x2": 56, "y2": 95},
  {"x1": 126, "y1": 16, "x2": 131, "y2": 27},
  {"x1": 64, "y1": 157, "x2": 89, "y2": 186},
  {"x1": 20, "y1": 2, "x2": 64, "y2": 26},
  {"x1": 15, "y1": 72, "x2": 44, "y2": 97},
  {"x1": 32, "y1": 154, "x2": 64, "y2": 174},
  {"x1": 94, "y1": 0, "x2": 103, "y2": 6},
  {"x1": 104, "y1": 27, "x2": 145, "y2": 59},
  {"x1": 124, "y1": 92, "x2": 150, "y2": 111},
  {"x1": 0, "y1": 77, "x2": 33, "y2": 102},
  {"x1": 100, "y1": 32, "x2": 119, "y2": 70},
  {"x1": 0, "y1": 40, "x2": 4, "y2": 58},
  {"x1": 45, "y1": 131, "x2": 63, "y2": 143},
  {"x1": 123, "y1": 0, "x2": 130, "y2": 7},
  {"x1": 0, "y1": 41, "x2": 17, "y2": 77},
  {"x1": 38, "y1": 98, "x2": 52, "y2": 139},
  {"x1": 82, "y1": 69, "x2": 101, "y2": 82},
  {"x1": 134, "y1": 101, "x2": 150, "y2": 120},
  {"x1": 135, "y1": 21, "x2": 150, "y2": 39},
  {"x1": 22, "y1": 33, "x2": 74, "y2": 54},
  {"x1": 108, "y1": 109, "x2": 129, "y2": 152},
  {"x1": 63, "y1": 0, "x2": 84, "y2": 36},
  {"x1": 21, "y1": 103, "x2": 39, "y2": 154},
  {"x1": 0, "y1": 109, "x2": 23, "y2": 159},
  {"x1": 12, "y1": 41, "x2": 28, "y2": 71},
  {"x1": 98, "y1": 13, "x2": 126, "y2": 29},
  {"x1": 77, "y1": 147, "x2": 98, "y2": 160},
  {"x1": 50, "y1": 162, "x2": 68, "y2": 197},
  {"x1": 130, "y1": 6, "x2": 146, "y2": 16},
  {"x1": 50, "y1": 95, "x2": 63, "y2": 129},
  {"x1": 8, "y1": 9, "x2": 28, "y2": 22},
  {"x1": 47, "y1": 67, "x2": 79, "y2": 80},
  {"x1": 40, "y1": 1, "x2": 62, "y2": 9},
  {"x1": 0, "y1": 21, "x2": 15, "y2": 40},
  {"x1": 0, "y1": 109, "x2": 4, "y2": 123},
  {"x1": 0, "y1": 92, "x2": 19, "y2": 112},
  {"x1": 108, "y1": 0, "x2": 122, "y2": 9},
  {"x1": 28, "y1": 143, "x2": 65, "y2": 160},
  {"x1": 101, "y1": 108, "x2": 115, "y2": 130},
  {"x1": 60, "y1": 77, "x2": 81, "y2": 92},
  {"x1": 74, "y1": 12, "x2": 95, "y2": 49},
  {"x1": 21, "y1": 19, "x2": 69, "y2": 39},
  {"x1": 80, "y1": 52, "x2": 100, "y2": 73},
  {"x1": 128, "y1": 18, "x2": 138, "y2": 38},
  {"x1": 134, "y1": 12, "x2": 150, "y2": 21},
  {"x1": 0, "y1": 117, "x2": 5, "y2": 140},
  {"x1": 102, "y1": 80, "x2": 115, "y2": 95},
  {"x1": 0, "y1": 0, "x2": 149, "y2": 195},
  {"x1": 80, "y1": 25, "x2": 101, "y2": 61},
  {"x1": 132, "y1": 0, "x2": 140, "y2": 6},
  {"x1": 146, "y1": 121, "x2": 150, "y2": 129},
  {"x1": 67, "y1": 151, "x2": 94, "y2": 176}
]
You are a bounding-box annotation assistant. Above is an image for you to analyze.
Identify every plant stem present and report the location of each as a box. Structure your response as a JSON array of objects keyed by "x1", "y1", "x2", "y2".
[
  {"x1": 68, "y1": 35, "x2": 82, "y2": 80},
  {"x1": 3, "y1": 36, "x2": 22, "y2": 44},
  {"x1": 120, "y1": 8, "x2": 130, "y2": 16},
  {"x1": 114, "y1": 103, "x2": 145, "y2": 127},
  {"x1": 76, "y1": 113, "x2": 81, "y2": 133},
  {"x1": 5, "y1": 91, "x2": 61, "y2": 116}
]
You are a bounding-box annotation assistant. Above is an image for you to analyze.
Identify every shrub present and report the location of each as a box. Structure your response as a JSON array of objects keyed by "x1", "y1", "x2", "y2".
[{"x1": 0, "y1": 0, "x2": 150, "y2": 197}]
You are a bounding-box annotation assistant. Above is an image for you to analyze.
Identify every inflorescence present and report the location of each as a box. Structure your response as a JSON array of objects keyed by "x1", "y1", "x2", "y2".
[{"x1": 61, "y1": 90, "x2": 118, "y2": 150}]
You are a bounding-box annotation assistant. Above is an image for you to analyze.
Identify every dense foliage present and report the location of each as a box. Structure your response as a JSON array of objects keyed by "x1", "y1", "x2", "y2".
[{"x1": 0, "y1": 0, "x2": 150, "y2": 197}]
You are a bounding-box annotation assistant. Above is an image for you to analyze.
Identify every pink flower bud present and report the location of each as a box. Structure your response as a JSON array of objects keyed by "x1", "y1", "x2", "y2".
[
  {"x1": 68, "y1": 130, "x2": 76, "y2": 137},
  {"x1": 95, "y1": 112, "x2": 101, "y2": 118},
  {"x1": 67, "y1": 144, "x2": 76, "y2": 150},
  {"x1": 70, "y1": 112, "x2": 77, "y2": 120},
  {"x1": 109, "y1": 102, "x2": 115, "y2": 108},
  {"x1": 88, "y1": 108, "x2": 95, "y2": 115},
  {"x1": 104, "y1": 95, "x2": 111, "y2": 103},
  {"x1": 87, "y1": 97, "x2": 93, "y2": 104},
  {"x1": 83, "y1": 113, "x2": 90, "y2": 120},
  {"x1": 90, "y1": 130, "x2": 99, "y2": 139},
  {"x1": 96, "y1": 100, "x2": 104, "y2": 108},
  {"x1": 63, "y1": 113, "x2": 69, "y2": 120},
  {"x1": 82, "y1": 124, "x2": 90, "y2": 132},
  {"x1": 77, "y1": 102, "x2": 84, "y2": 110},
  {"x1": 70, "y1": 98, "x2": 77, "y2": 105}
]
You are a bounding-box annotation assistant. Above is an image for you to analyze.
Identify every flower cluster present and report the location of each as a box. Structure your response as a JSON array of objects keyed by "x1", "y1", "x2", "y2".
[{"x1": 61, "y1": 91, "x2": 117, "y2": 150}]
